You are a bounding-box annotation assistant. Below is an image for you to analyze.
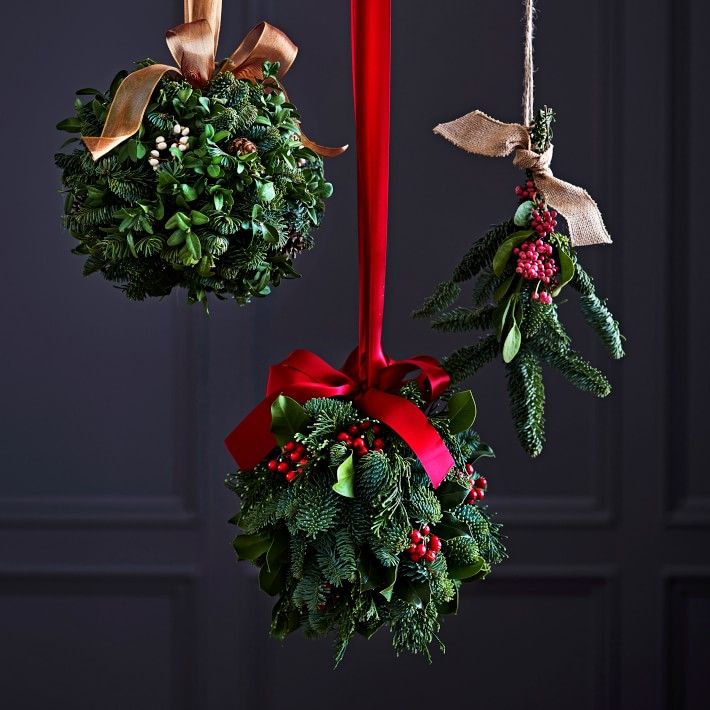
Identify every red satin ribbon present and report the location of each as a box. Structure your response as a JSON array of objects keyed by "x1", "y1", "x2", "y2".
[{"x1": 224, "y1": 0, "x2": 455, "y2": 487}]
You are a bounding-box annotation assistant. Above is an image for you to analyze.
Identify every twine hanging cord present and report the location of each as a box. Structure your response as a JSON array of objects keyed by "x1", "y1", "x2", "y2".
[{"x1": 431, "y1": 0, "x2": 611, "y2": 247}]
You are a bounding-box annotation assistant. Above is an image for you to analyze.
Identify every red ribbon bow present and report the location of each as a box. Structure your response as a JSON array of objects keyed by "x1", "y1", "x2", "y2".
[
  {"x1": 225, "y1": 349, "x2": 455, "y2": 487},
  {"x1": 224, "y1": 0, "x2": 455, "y2": 488}
]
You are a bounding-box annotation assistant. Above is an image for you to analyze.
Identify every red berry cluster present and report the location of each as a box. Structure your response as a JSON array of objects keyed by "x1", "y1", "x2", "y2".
[
  {"x1": 267, "y1": 440, "x2": 308, "y2": 482},
  {"x1": 407, "y1": 524, "x2": 441, "y2": 564},
  {"x1": 531, "y1": 206, "x2": 558, "y2": 236},
  {"x1": 513, "y1": 239, "x2": 558, "y2": 298},
  {"x1": 514, "y1": 179, "x2": 537, "y2": 201},
  {"x1": 465, "y1": 463, "x2": 487, "y2": 504},
  {"x1": 336, "y1": 420, "x2": 385, "y2": 457}
]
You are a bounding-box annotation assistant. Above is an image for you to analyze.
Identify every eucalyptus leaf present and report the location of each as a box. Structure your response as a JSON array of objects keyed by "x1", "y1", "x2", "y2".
[{"x1": 502, "y1": 322, "x2": 522, "y2": 363}]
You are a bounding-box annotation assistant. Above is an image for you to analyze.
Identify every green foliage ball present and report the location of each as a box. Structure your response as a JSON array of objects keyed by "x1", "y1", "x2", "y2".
[
  {"x1": 55, "y1": 61, "x2": 334, "y2": 306},
  {"x1": 227, "y1": 388, "x2": 505, "y2": 664}
]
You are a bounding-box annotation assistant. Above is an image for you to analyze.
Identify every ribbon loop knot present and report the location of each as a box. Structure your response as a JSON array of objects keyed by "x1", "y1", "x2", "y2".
[
  {"x1": 433, "y1": 109, "x2": 612, "y2": 247},
  {"x1": 225, "y1": 349, "x2": 455, "y2": 488},
  {"x1": 82, "y1": 2, "x2": 346, "y2": 161}
]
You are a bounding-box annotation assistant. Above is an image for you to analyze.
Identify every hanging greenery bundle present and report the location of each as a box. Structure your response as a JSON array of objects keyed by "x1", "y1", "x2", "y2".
[
  {"x1": 227, "y1": 387, "x2": 504, "y2": 663},
  {"x1": 55, "y1": 6, "x2": 343, "y2": 306},
  {"x1": 415, "y1": 109, "x2": 624, "y2": 457},
  {"x1": 224, "y1": 0, "x2": 504, "y2": 664}
]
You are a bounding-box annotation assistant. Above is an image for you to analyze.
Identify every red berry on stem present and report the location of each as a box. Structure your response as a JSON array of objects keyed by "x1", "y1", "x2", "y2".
[
  {"x1": 289, "y1": 451, "x2": 301, "y2": 462},
  {"x1": 424, "y1": 550, "x2": 437, "y2": 563},
  {"x1": 352, "y1": 438, "x2": 365, "y2": 449},
  {"x1": 283, "y1": 441, "x2": 295, "y2": 452},
  {"x1": 429, "y1": 535, "x2": 441, "y2": 552},
  {"x1": 468, "y1": 489, "x2": 479, "y2": 502},
  {"x1": 277, "y1": 462, "x2": 289, "y2": 474},
  {"x1": 372, "y1": 424, "x2": 381, "y2": 435},
  {"x1": 267, "y1": 460, "x2": 278, "y2": 471},
  {"x1": 421, "y1": 524, "x2": 430, "y2": 536},
  {"x1": 360, "y1": 420, "x2": 371, "y2": 430},
  {"x1": 415, "y1": 543, "x2": 427, "y2": 558},
  {"x1": 348, "y1": 425, "x2": 359, "y2": 435},
  {"x1": 408, "y1": 543, "x2": 418, "y2": 554},
  {"x1": 409, "y1": 530, "x2": 422, "y2": 543},
  {"x1": 286, "y1": 471, "x2": 297, "y2": 482},
  {"x1": 476, "y1": 476, "x2": 488, "y2": 489},
  {"x1": 298, "y1": 458, "x2": 308, "y2": 467},
  {"x1": 477, "y1": 490, "x2": 485, "y2": 500},
  {"x1": 465, "y1": 463, "x2": 474, "y2": 475},
  {"x1": 373, "y1": 438, "x2": 385, "y2": 450},
  {"x1": 337, "y1": 432, "x2": 350, "y2": 442}
]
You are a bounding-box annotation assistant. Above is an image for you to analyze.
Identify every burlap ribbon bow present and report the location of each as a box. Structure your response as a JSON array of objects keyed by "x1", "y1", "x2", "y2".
[
  {"x1": 83, "y1": 0, "x2": 346, "y2": 161},
  {"x1": 434, "y1": 110, "x2": 611, "y2": 247}
]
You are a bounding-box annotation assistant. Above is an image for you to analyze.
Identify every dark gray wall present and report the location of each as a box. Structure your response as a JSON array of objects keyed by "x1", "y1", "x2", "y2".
[{"x1": 1, "y1": 0, "x2": 708, "y2": 708}]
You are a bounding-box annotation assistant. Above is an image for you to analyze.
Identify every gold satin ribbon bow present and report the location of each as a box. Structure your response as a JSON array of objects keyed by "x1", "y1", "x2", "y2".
[
  {"x1": 82, "y1": 0, "x2": 346, "y2": 161},
  {"x1": 434, "y1": 110, "x2": 611, "y2": 247}
]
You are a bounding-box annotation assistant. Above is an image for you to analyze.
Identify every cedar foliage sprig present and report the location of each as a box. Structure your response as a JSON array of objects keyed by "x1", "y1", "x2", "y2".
[
  {"x1": 56, "y1": 61, "x2": 333, "y2": 306},
  {"x1": 414, "y1": 108, "x2": 624, "y2": 457},
  {"x1": 227, "y1": 388, "x2": 505, "y2": 664}
]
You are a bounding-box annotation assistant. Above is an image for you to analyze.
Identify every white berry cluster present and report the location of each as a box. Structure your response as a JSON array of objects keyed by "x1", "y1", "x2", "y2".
[{"x1": 147, "y1": 123, "x2": 191, "y2": 171}]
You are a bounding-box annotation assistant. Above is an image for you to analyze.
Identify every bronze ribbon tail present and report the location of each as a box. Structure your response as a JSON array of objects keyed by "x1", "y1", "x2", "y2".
[
  {"x1": 82, "y1": 0, "x2": 347, "y2": 160},
  {"x1": 433, "y1": 110, "x2": 611, "y2": 247}
]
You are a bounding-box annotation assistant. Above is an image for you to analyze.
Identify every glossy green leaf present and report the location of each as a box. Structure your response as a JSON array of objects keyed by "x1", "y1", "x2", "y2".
[
  {"x1": 332, "y1": 453, "x2": 355, "y2": 498},
  {"x1": 514, "y1": 200, "x2": 535, "y2": 227},
  {"x1": 502, "y1": 322, "x2": 522, "y2": 363},
  {"x1": 436, "y1": 480, "x2": 471, "y2": 510},
  {"x1": 233, "y1": 532, "x2": 271, "y2": 562},
  {"x1": 190, "y1": 210, "x2": 209, "y2": 226},
  {"x1": 379, "y1": 565, "x2": 398, "y2": 601},
  {"x1": 258, "y1": 181, "x2": 276, "y2": 203},
  {"x1": 433, "y1": 512, "x2": 471, "y2": 540},
  {"x1": 492, "y1": 230, "x2": 533, "y2": 275},
  {"x1": 448, "y1": 556, "x2": 490, "y2": 581},
  {"x1": 56, "y1": 117, "x2": 82, "y2": 133},
  {"x1": 181, "y1": 183, "x2": 198, "y2": 201},
  {"x1": 185, "y1": 232, "x2": 202, "y2": 260},
  {"x1": 447, "y1": 389, "x2": 477, "y2": 433},
  {"x1": 551, "y1": 248, "x2": 576, "y2": 297},
  {"x1": 270, "y1": 395, "x2": 308, "y2": 446}
]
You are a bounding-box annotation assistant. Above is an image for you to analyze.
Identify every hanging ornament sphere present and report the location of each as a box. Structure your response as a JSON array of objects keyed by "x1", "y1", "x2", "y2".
[{"x1": 56, "y1": 63, "x2": 334, "y2": 306}]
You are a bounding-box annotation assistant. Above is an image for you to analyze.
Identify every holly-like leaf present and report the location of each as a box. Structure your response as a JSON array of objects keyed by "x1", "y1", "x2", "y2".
[
  {"x1": 447, "y1": 390, "x2": 477, "y2": 433},
  {"x1": 502, "y1": 322, "x2": 522, "y2": 363},
  {"x1": 436, "y1": 480, "x2": 471, "y2": 510},
  {"x1": 433, "y1": 512, "x2": 471, "y2": 540},
  {"x1": 514, "y1": 200, "x2": 535, "y2": 227},
  {"x1": 233, "y1": 532, "x2": 272, "y2": 562},
  {"x1": 397, "y1": 580, "x2": 431, "y2": 609},
  {"x1": 492, "y1": 230, "x2": 533, "y2": 275},
  {"x1": 332, "y1": 453, "x2": 355, "y2": 498},
  {"x1": 270, "y1": 395, "x2": 308, "y2": 446}
]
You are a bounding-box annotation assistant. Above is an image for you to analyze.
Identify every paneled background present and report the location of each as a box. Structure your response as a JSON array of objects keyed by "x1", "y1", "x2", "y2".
[{"x1": 0, "y1": 0, "x2": 707, "y2": 708}]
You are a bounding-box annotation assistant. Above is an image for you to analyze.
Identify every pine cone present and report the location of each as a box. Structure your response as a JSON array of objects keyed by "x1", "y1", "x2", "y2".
[
  {"x1": 284, "y1": 230, "x2": 307, "y2": 258},
  {"x1": 228, "y1": 137, "x2": 258, "y2": 156}
]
